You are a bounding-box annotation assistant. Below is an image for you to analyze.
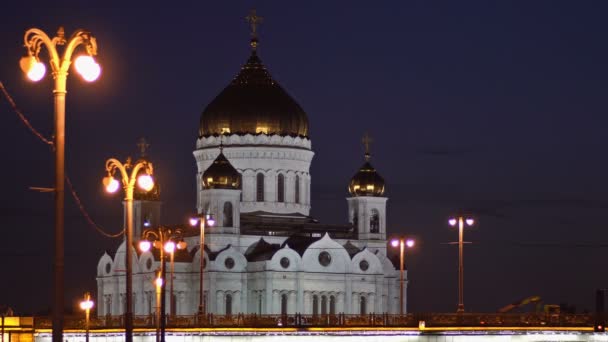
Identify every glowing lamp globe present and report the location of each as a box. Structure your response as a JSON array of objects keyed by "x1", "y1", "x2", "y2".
[
  {"x1": 465, "y1": 218, "x2": 475, "y2": 226},
  {"x1": 189, "y1": 217, "x2": 199, "y2": 226},
  {"x1": 20, "y1": 56, "x2": 46, "y2": 81},
  {"x1": 448, "y1": 218, "x2": 457, "y2": 226},
  {"x1": 390, "y1": 239, "x2": 399, "y2": 248},
  {"x1": 103, "y1": 176, "x2": 120, "y2": 193},
  {"x1": 155, "y1": 277, "x2": 163, "y2": 288},
  {"x1": 138, "y1": 240, "x2": 151, "y2": 252},
  {"x1": 74, "y1": 55, "x2": 101, "y2": 82},
  {"x1": 177, "y1": 241, "x2": 187, "y2": 250},
  {"x1": 137, "y1": 174, "x2": 154, "y2": 192},
  {"x1": 164, "y1": 241, "x2": 176, "y2": 254},
  {"x1": 79, "y1": 299, "x2": 94, "y2": 310},
  {"x1": 207, "y1": 216, "x2": 215, "y2": 227},
  {"x1": 406, "y1": 239, "x2": 415, "y2": 248}
]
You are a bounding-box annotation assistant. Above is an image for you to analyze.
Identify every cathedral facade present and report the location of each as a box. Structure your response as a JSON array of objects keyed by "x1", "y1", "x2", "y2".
[{"x1": 96, "y1": 22, "x2": 405, "y2": 317}]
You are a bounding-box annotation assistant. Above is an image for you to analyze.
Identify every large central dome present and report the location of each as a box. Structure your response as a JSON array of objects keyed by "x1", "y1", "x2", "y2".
[{"x1": 199, "y1": 51, "x2": 309, "y2": 137}]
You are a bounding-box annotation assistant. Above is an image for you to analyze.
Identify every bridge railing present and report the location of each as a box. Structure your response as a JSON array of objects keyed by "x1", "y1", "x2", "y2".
[{"x1": 30, "y1": 312, "x2": 594, "y2": 330}]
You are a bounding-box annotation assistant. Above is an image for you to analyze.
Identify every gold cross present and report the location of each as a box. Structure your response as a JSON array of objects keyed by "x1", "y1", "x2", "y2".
[
  {"x1": 137, "y1": 137, "x2": 149, "y2": 157},
  {"x1": 245, "y1": 9, "x2": 264, "y2": 38},
  {"x1": 362, "y1": 132, "x2": 373, "y2": 158}
]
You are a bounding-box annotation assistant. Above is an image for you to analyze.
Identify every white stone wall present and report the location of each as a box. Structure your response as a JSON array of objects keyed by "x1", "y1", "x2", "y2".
[{"x1": 194, "y1": 134, "x2": 314, "y2": 215}]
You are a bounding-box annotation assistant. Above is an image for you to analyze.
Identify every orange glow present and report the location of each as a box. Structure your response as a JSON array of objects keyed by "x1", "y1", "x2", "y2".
[{"x1": 164, "y1": 241, "x2": 176, "y2": 254}]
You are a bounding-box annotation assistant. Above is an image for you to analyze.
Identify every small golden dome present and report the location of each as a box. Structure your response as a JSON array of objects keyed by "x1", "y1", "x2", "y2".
[
  {"x1": 202, "y1": 151, "x2": 241, "y2": 190},
  {"x1": 348, "y1": 154, "x2": 385, "y2": 197}
]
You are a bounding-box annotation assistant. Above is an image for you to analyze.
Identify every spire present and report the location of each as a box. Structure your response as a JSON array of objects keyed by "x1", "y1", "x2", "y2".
[
  {"x1": 245, "y1": 9, "x2": 264, "y2": 51},
  {"x1": 362, "y1": 132, "x2": 373, "y2": 161},
  {"x1": 137, "y1": 137, "x2": 150, "y2": 158}
]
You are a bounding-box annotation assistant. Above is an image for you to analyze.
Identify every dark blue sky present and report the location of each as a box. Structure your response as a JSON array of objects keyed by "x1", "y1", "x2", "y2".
[{"x1": 1, "y1": 1, "x2": 607, "y2": 314}]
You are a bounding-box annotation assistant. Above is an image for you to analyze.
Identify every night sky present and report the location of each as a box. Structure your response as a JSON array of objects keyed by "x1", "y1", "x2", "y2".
[{"x1": 1, "y1": 1, "x2": 607, "y2": 315}]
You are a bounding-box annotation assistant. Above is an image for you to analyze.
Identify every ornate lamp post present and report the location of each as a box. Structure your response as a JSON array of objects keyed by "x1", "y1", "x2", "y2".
[
  {"x1": 20, "y1": 27, "x2": 100, "y2": 342},
  {"x1": 448, "y1": 216, "x2": 475, "y2": 313},
  {"x1": 389, "y1": 237, "x2": 415, "y2": 315},
  {"x1": 103, "y1": 157, "x2": 154, "y2": 342},
  {"x1": 139, "y1": 226, "x2": 186, "y2": 342},
  {"x1": 79, "y1": 292, "x2": 94, "y2": 342},
  {"x1": 154, "y1": 272, "x2": 163, "y2": 342},
  {"x1": 189, "y1": 214, "x2": 215, "y2": 316}
]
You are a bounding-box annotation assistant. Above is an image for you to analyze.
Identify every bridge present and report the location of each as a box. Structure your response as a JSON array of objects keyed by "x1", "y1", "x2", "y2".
[{"x1": 2, "y1": 313, "x2": 606, "y2": 341}]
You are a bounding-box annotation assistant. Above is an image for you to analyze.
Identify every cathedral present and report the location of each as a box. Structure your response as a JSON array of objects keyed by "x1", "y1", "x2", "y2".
[{"x1": 95, "y1": 13, "x2": 405, "y2": 317}]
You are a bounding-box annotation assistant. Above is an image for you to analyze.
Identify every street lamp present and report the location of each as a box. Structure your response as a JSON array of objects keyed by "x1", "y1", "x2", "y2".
[
  {"x1": 139, "y1": 226, "x2": 186, "y2": 342},
  {"x1": 449, "y1": 216, "x2": 475, "y2": 313},
  {"x1": 103, "y1": 157, "x2": 154, "y2": 342},
  {"x1": 21, "y1": 26, "x2": 100, "y2": 342},
  {"x1": 79, "y1": 292, "x2": 94, "y2": 342},
  {"x1": 189, "y1": 214, "x2": 215, "y2": 316},
  {"x1": 389, "y1": 237, "x2": 415, "y2": 315},
  {"x1": 154, "y1": 272, "x2": 163, "y2": 342}
]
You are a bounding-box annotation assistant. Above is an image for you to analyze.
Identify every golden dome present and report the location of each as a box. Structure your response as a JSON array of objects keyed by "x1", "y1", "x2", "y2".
[
  {"x1": 348, "y1": 154, "x2": 385, "y2": 197},
  {"x1": 199, "y1": 51, "x2": 309, "y2": 137},
  {"x1": 202, "y1": 151, "x2": 241, "y2": 190}
]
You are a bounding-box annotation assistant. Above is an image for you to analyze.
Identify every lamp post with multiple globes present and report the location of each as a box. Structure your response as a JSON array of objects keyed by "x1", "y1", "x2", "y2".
[
  {"x1": 103, "y1": 157, "x2": 154, "y2": 342},
  {"x1": 79, "y1": 292, "x2": 94, "y2": 342},
  {"x1": 139, "y1": 227, "x2": 186, "y2": 342},
  {"x1": 389, "y1": 237, "x2": 415, "y2": 315},
  {"x1": 189, "y1": 214, "x2": 215, "y2": 317},
  {"x1": 20, "y1": 26, "x2": 100, "y2": 342},
  {"x1": 448, "y1": 216, "x2": 475, "y2": 313}
]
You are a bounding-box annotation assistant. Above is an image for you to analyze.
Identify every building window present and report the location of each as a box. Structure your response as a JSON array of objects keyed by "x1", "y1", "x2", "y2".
[
  {"x1": 223, "y1": 202, "x2": 233, "y2": 227},
  {"x1": 312, "y1": 295, "x2": 319, "y2": 316},
  {"x1": 329, "y1": 295, "x2": 336, "y2": 315},
  {"x1": 295, "y1": 175, "x2": 300, "y2": 204},
  {"x1": 258, "y1": 292, "x2": 263, "y2": 314},
  {"x1": 277, "y1": 174, "x2": 285, "y2": 202},
  {"x1": 352, "y1": 209, "x2": 358, "y2": 228},
  {"x1": 281, "y1": 293, "x2": 288, "y2": 315},
  {"x1": 225, "y1": 293, "x2": 232, "y2": 316},
  {"x1": 360, "y1": 296, "x2": 367, "y2": 315},
  {"x1": 256, "y1": 173, "x2": 264, "y2": 202},
  {"x1": 370, "y1": 210, "x2": 380, "y2": 233},
  {"x1": 321, "y1": 295, "x2": 327, "y2": 315},
  {"x1": 318, "y1": 251, "x2": 332, "y2": 267}
]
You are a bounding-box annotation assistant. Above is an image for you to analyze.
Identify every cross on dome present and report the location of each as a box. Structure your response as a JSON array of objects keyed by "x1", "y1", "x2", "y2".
[
  {"x1": 245, "y1": 9, "x2": 264, "y2": 50},
  {"x1": 362, "y1": 132, "x2": 373, "y2": 161},
  {"x1": 137, "y1": 137, "x2": 150, "y2": 157}
]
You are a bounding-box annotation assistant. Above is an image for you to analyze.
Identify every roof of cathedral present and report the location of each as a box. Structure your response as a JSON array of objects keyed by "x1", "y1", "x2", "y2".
[
  {"x1": 240, "y1": 212, "x2": 356, "y2": 239},
  {"x1": 244, "y1": 238, "x2": 281, "y2": 261},
  {"x1": 281, "y1": 235, "x2": 321, "y2": 256},
  {"x1": 343, "y1": 241, "x2": 361, "y2": 257},
  {"x1": 202, "y1": 149, "x2": 241, "y2": 189},
  {"x1": 198, "y1": 37, "x2": 309, "y2": 137}
]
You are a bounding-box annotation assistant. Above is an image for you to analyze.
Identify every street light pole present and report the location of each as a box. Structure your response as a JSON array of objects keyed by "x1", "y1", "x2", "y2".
[
  {"x1": 449, "y1": 216, "x2": 474, "y2": 313},
  {"x1": 21, "y1": 27, "x2": 100, "y2": 342},
  {"x1": 103, "y1": 157, "x2": 154, "y2": 342},
  {"x1": 79, "y1": 292, "x2": 94, "y2": 342},
  {"x1": 390, "y1": 237, "x2": 414, "y2": 316},
  {"x1": 189, "y1": 214, "x2": 215, "y2": 317}
]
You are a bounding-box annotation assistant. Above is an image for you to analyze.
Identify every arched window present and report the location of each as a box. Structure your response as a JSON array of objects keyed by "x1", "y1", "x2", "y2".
[
  {"x1": 223, "y1": 202, "x2": 233, "y2": 227},
  {"x1": 225, "y1": 293, "x2": 232, "y2": 316},
  {"x1": 370, "y1": 209, "x2": 380, "y2": 233},
  {"x1": 360, "y1": 296, "x2": 367, "y2": 315},
  {"x1": 277, "y1": 174, "x2": 285, "y2": 202},
  {"x1": 321, "y1": 295, "x2": 328, "y2": 315},
  {"x1": 256, "y1": 173, "x2": 265, "y2": 202},
  {"x1": 281, "y1": 293, "x2": 288, "y2": 315},
  {"x1": 312, "y1": 295, "x2": 319, "y2": 316},
  {"x1": 295, "y1": 175, "x2": 300, "y2": 204},
  {"x1": 329, "y1": 295, "x2": 336, "y2": 315}
]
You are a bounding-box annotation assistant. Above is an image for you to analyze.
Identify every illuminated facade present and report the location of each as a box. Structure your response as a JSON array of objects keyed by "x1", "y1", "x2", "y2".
[{"x1": 96, "y1": 18, "x2": 403, "y2": 317}]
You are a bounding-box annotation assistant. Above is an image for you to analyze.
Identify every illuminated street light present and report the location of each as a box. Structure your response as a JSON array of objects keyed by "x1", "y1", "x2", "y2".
[
  {"x1": 189, "y1": 214, "x2": 215, "y2": 317},
  {"x1": 140, "y1": 226, "x2": 185, "y2": 342},
  {"x1": 21, "y1": 26, "x2": 100, "y2": 342},
  {"x1": 154, "y1": 272, "x2": 163, "y2": 342},
  {"x1": 389, "y1": 236, "x2": 415, "y2": 315},
  {"x1": 103, "y1": 157, "x2": 154, "y2": 341},
  {"x1": 449, "y1": 215, "x2": 475, "y2": 313},
  {"x1": 79, "y1": 292, "x2": 94, "y2": 342}
]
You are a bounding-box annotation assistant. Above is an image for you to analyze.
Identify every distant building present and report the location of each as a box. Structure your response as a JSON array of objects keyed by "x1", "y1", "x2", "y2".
[{"x1": 95, "y1": 16, "x2": 403, "y2": 317}]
